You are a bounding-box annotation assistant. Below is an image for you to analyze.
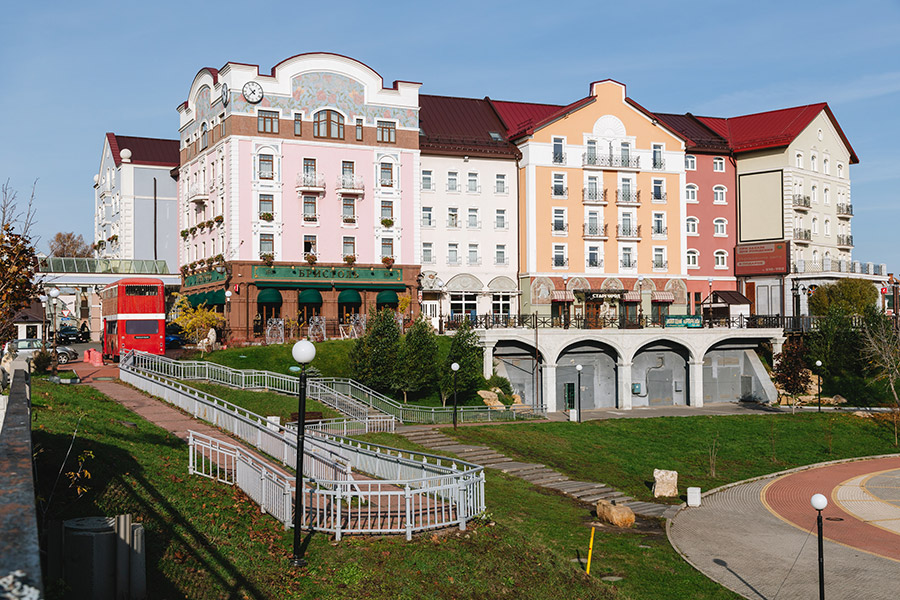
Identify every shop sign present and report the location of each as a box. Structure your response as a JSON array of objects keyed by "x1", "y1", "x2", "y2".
[
  {"x1": 664, "y1": 315, "x2": 703, "y2": 328},
  {"x1": 184, "y1": 270, "x2": 226, "y2": 288},
  {"x1": 580, "y1": 289, "x2": 624, "y2": 302},
  {"x1": 735, "y1": 242, "x2": 789, "y2": 276},
  {"x1": 252, "y1": 265, "x2": 402, "y2": 282}
]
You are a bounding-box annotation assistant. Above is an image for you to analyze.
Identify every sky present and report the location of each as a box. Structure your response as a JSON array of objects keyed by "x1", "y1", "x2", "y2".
[{"x1": 2, "y1": 0, "x2": 899, "y2": 270}]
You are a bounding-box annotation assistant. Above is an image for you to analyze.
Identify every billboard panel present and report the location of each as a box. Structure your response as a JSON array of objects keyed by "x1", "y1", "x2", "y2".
[{"x1": 735, "y1": 242, "x2": 790, "y2": 276}]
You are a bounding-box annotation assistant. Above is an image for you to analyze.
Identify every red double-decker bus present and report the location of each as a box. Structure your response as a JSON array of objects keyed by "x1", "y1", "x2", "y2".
[{"x1": 101, "y1": 278, "x2": 166, "y2": 360}]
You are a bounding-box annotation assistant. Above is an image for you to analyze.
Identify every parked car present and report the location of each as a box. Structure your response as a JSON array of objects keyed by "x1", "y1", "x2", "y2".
[
  {"x1": 56, "y1": 326, "x2": 81, "y2": 344},
  {"x1": 165, "y1": 333, "x2": 188, "y2": 349},
  {"x1": 2, "y1": 339, "x2": 79, "y2": 364}
]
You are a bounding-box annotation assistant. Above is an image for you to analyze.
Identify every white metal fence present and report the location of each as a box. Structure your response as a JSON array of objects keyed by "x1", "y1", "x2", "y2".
[{"x1": 122, "y1": 352, "x2": 486, "y2": 538}]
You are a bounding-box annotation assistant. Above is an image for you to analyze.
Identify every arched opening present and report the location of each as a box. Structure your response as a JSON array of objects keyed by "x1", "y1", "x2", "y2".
[
  {"x1": 255, "y1": 288, "x2": 282, "y2": 336},
  {"x1": 557, "y1": 340, "x2": 620, "y2": 409},
  {"x1": 338, "y1": 289, "x2": 362, "y2": 324},
  {"x1": 703, "y1": 338, "x2": 775, "y2": 403},
  {"x1": 493, "y1": 340, "x2": 544, "y2": 408},
  {"x1": 631, "y1": 340, "x2": 691, "y2": 407},
  {"x1": 297, "y1": 288, "x2": 323, "y2": 325},
  {"x1": 375, "y1": 290, "x2": 399, "y2": 311}
]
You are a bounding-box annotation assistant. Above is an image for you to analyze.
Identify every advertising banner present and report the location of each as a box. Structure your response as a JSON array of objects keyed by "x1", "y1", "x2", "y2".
[{"x1": 735, "y1": 242, "x2": 790, "y2": 276}]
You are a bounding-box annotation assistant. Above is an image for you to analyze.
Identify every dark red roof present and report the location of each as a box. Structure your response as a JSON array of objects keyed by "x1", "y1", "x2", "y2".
[
  {"x1": 107, "y1": 133, "x2": 180, "y2": 167},
  {"x1": 653, "y1": 113, "x2": 730, "y2": 152},
  {"x1": 418, "y1": 95, "x2": 519, "y2": 158},
  {"x1": 489, "y1": 99, "x2": 563, "y2": 138}
]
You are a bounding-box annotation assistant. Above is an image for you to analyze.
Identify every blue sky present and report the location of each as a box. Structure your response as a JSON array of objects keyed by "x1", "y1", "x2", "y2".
[{"x1": 3, "y1": 0, "x2": 899, "y2": 269}]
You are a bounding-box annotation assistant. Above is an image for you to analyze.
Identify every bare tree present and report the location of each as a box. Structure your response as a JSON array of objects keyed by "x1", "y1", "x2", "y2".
[
  {"x1": 49, "y1": 232, "x2": 92, "y2": 257},
  {"x1": 0, "y1": 179, "x2": 40, "y2": 340},
  {"x1": 861, "y1": 312, "x2": 900, "y2": 445}
]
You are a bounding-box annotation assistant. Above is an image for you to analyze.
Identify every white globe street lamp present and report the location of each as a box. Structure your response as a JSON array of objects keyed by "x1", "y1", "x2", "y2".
[
  {"x1": 811, "y1": 493, "x2": 828, "y2": 599},
  {"x1": 451, "y1": 362, "x2": 460, "y2": 429},
  {"x1": 289, "y1": 339, "x2": 316, "y2": 567}
]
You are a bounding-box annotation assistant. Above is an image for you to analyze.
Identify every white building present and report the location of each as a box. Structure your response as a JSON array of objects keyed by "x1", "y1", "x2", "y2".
[
  {"x1": 93, "y1": 133, "x2": 180, "y2": 272},
  {"x1": 417, "y1": 95, "x2": 520, "y2": 325}
]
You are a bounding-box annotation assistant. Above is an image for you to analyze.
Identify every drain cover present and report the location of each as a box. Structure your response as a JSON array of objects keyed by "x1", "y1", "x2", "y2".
[{"x1": 825, "y1": 517, "x2": 844, "y2": 521}]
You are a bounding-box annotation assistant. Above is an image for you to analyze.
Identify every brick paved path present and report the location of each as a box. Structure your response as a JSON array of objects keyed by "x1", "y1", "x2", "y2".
[{"x1": 669, "y1": 457, "x2": 900, "y2": 600}]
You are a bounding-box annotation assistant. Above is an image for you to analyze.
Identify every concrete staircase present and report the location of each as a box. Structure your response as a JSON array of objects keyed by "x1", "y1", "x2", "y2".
[{"x1": 399, "y1": 427, "x2": 678, "y2": 519}]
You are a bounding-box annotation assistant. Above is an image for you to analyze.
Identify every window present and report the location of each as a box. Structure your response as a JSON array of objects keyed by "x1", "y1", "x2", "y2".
[
  {"x1": 686, "y1": 184, "x2": 698, "y2": 203},
  {"x1": 381, "y1": 238, "x2": 393, "y2": 259},
  {"x1": 422, "y1": 242, "x2": 434, "y2": 264},
  {"x1": 313, "y1": 110, "x2": 344, "y2": 139},
  {"x1": 343, "y1": 237, "x2": 355, "y2": 257},
  {"x1": 467, "y1": 172, "x2": 479, "y2": 193},
  {"x1": 303, "y1": 158, "x2": 316, "y2": 175},
  {"x1": 621, "y1": 246, "x2": 634, "y2": 269},
  {"x1": 380, "y1": 162, "x2": 393, "y2": 187},
  {"x1": 652, "y1": 179, "x2": 665, "y2": 201},
  {"x1": 796, "y1": 152, "x2": 803, "y2": 168},
  {"x1": 447, "y1": 171, "x2": 459, "y2": 192},
  {"x1": 259, "y1": 194, "x2": 273, "y2": 215},
  {"x1": 294, "y1": 113, "x2": 303, "y2": 136},
  {"x1": 489, "y1": 131, "x2": 503, "y2": 142},
  {"x1": 686, "y1": 249, "x2": 699, "y2": 268},
  {"x1": 468, "y1": 243, "x2": 479, "y2": 265},
  {"x1": 837, "y1": 164, "x2": 844, "y2": 178},
  {"x1": 422, "y1": 170, "x2": 433, "y2": 191},
  {"x1": 824, "y1": 219, "x2": 831, "y2": 236},
  {"x1": 258, "y1": 110, "x2": 279, "y2": 134},
  {"x1": 201, "y1": 122, "x2": 208, "y2": 149},
  {"x1": 258, "y1": 154, "x2": 273, "y2": 179},
  {"x1": 552, "y1": 173, "x2": 566, "y2": 197},
  {"x1": 260, "y1": 233, "x2": 274, "y2": 254},
  {"x1": 653, "y1": 247, "x2": 666, "y2": 269},
  {"x1": 422, "y1": 206, "x2": 433, "y2": 227},
  {"x1": 713, "y1": 157, "x2": 725, "y2": 172},
  {"x1": 714, "y1": 218, "x2": 727, "y2": 236},
  {"x1": 495, "y1": 209, "x2": 507, "y2": 229},
  {"x1": 552, "y1": 208, "x2": 566, "y2": 233},
  {"x1": 586, "y1": 139, "x2": 598, "y2": 162},
  {"x1": 713, "y1": 185, "x2": 727, "y2": 204},
  {"x1": 448, "y1": 243, "x2": 459, "y2": 264},
  {"x1": 810, "y1": 154, "x2": 817, "y2": 172},
  {"x1": 219, "y1": 113, "x2": 225, "y2": 137},
  {"x1": 620, "y1": 142, "x2": 631, "y2": 162},
  {"x1": 376, "y1": 120, "x2": 396, "y2": 143},
  {"x1": 495, "y1": 174, "x2": 507, "y2": 193},
  {"x1": 342, "y1": 197, "x2": 356, "y2": 223},
  {"x1": 652, "y1": 212, "x2": 665, "y2": 235},
  {"x1": 714, "y1": 250, "x2": 727, "y2": 269},
  {"x1": 492, "y1": 293, "x2": 512, "y2": 316},
  {"x1": 381, "y1": 200, "x2": 393, "y2": 220},
  {"x1": 823, "y1": 158, "x2": 830, "y2": 175},
  {"x1": 450, "y1": 292, "x2": 477, "y2": 316},
  {"x1": 686, "y1": 217, "x2": 698, "y2": 235},
  {"x1": 303, "y1": 195, "x2": 317, "y2": 222},
  {"x1": 495, "y1": 244, "x2": 507, "y2": 265},
  {"x1": 586, "y1": 176, "x2": 600, "y2": 201},
  {"x1": 685, "y1": 155, "x2": 696, "y2": 170},
  {"x1": 552, "y1": 244, "x2": 567, "y2": 267},
  {"x1": 812, "y1": 186, "x2": 818, "y2": 203},
  {"x1": 355, "y1": 118, "x2": 363, "y2": 141},
  {"x1": 652, "y1": 144, "x2": 664, "y2": 169},
  {"x1": 587, "y1": 246, "x2": 601, "y2": 268},
  {"x1": 467, "y1": 208, "x2": 479, "y2": 228},
  {"x1": 812, "y1": 217, "x2": 819, "y2": 235},
  {"x1": 552, "y1": 137, "x2": 565, "y2": 164},
  {"x1": 447, "y1": 207, "x2": 459, "y2": 228}
]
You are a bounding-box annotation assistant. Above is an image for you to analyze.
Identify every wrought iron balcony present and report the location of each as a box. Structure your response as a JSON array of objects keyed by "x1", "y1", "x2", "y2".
[
  {"x1": 617, "y1": 224, "x2": 641, "y2": 239},
  {"x1": 651, "y1": 191, "x2": 667, "y2": 202},
  {"x1": 652, "y1": 157, "x2": 666, "y2": 170},
  {"x1": 793, "y1": 228, "x2": 812, "y2": 241},
  {"x1": 552, "y1": 152, "x2": 567, "y2": 164},
  {"x1": 336, "y1": 174, "x2": 365, "y2": 193},
  {"x1": 586, "y1": 257, "x2": 603, "y2": 268},
  {"x1": 552, "y1": 185, "x2": 568, "y2": 198},
  {"x1": 620, "y1": 258, "x2": 636, "y2": 269},
  {"x1": 583, "y1": 223, "x2": 608, "y2": 238},
  {"x1": 837, "y1": 234, "x2": 854, "y2": 247},
  {"x1": 651, "y1": 225, "x2": 668, "y2": 236},
  {"x1": 792, "y1": 194, "x2": 811, "y2": 209},
  {"x1": 616, "y1": 189, "x2": 641, "y2": 205},
  {"x1": 652, "y1": 259, "x2": 668, "y2": 270},
  {"x1": 583, "y1": 187, "x2": 607, "y2": 204},
  {"x1": 582, "y1": 152, "x2": 641, "y2": 169},
  {"x1": 296, "y1": 172, "x2": 326, "y2": 191},
  {"x1": 837, "y1": 203, "x2": 854, "y2": 217},
  {"x1": 552, "y1": 222, "x2": 569, "y2": 233},
  {"x1": 552, "y1": 256, "x2": 569, "y2": 268}
]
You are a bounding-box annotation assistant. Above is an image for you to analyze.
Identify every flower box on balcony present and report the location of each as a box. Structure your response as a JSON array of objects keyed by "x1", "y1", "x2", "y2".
[
  {"x1": 343, "y1": 254, "x2": 357, "y2": 266},
  {"x1": 259, "y1": 212, "x2": 274, "y2": 222},
  {"x1": 381, "y1": 218, "x2": 394, "y2": 228},
  {"x1": 382, "y1": 256, "x2": 395, "y2": 268},
  {"x1": 180, "y1": 229, "x2": 190, "y2": 238},
  {"x1": 260, "y1": 253, "x2": 274, "y2": 266},
  {"x1": 305, "y1": 253, "x2": 318, "y2": 265},
  {"x1": 214, "y1": 215, "x2": 224, "y2": 224}
]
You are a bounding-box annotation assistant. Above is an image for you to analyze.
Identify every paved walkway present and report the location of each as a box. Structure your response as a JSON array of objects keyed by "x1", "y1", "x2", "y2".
[
  {"x1": 669, "y1": 456, "x2": 900, "y2": 600},
  {"x1": 399, "y1": 427, "x2": 678, "y2": 519}
]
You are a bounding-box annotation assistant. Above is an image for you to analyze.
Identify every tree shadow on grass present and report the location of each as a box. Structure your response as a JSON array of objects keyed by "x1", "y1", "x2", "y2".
[{"x1": 33, "y1": 432, "x2": 273, "y2": 600}]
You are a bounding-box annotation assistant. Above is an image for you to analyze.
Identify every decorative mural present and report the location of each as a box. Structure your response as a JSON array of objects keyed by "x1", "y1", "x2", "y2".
[
  {"x1": 665, "y1": 279, "x2": 688, "y2": 304},
  {"x1": 531, "y1": 277, "x2": 554, "y2": 304},
  {"x1": 183, "y1": 86, "x2": 214, "y2": 142},
  {"x1": 566, "y1": 277, "x2": 590, "y2": 291}
]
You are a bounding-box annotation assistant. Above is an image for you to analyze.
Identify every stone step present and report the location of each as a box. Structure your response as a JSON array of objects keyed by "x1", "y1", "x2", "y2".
[
  {"x1": 547, "y1": 481, "x2": 605, "y2": 493},
  {"x1": 520, "y1": 469, "x2": 562, "y2": 480},
  {"x1": 495, "y1": 462, "x2": 546, "y2": 474},
  {"x1": 528, "y1": 474, "x2": 570, "y2": 486},
  {"x1": 476, "y1": 457, "x2": 513, "y2": 465},
  {"x1": 571, "y1": 486, "x2": 614, "y2": 498},
  {"x1": 435, "y1": 444, "x2": 486, "y2": 453},
  {"x1": 580, "y1": 491, "x2": 630, "y2": 503}
]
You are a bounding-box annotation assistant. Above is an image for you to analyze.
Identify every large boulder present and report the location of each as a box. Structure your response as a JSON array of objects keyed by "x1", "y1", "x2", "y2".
[
  {"x1": 477, "y1": 390, "x2": 504, "y2": 409},
  {"x1": 652, "y1": 469, "x2": 678, "y2": 498},
  {"x1": 595, "y1": 499, "x2": 634, "y2": 528}
]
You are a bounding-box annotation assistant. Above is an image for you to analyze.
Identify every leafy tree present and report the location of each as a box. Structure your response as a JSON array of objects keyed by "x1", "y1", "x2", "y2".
[
  {"x1": 172, "y1": 294, "x2": 224, "y2": 344},
  {"x1": 398, "y1": 316, "x2": 439, "y2": 402},
  {"x1": 809, "y1": 278, "x2": 878, "y2": 316},
  {"x1": 806, "y1": 305, "x2": 864, "y2": 388},
  {"x1": 49, "y1": 232, "x2": 92, "y2": 257},
  {"x1": 439, "y1": 319, "x2": 483, "y2": 406},
  {"x1": 349, "y1": 308, "x2": 401, "y2": 394},
  {"x1": 773, "y1": 337, "x2": 811, "y2": 412},
  {"x1": 861, "y1": 310, "x2": 900, "y2": 445},
  {"x1": 0, "y1": 180, "x2": 39, "y2": 341}
]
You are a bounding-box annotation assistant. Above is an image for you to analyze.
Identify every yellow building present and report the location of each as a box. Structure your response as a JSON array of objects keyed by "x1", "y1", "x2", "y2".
[{"x1": 491, "y1": 80, "x2": 689, "y2": 325}]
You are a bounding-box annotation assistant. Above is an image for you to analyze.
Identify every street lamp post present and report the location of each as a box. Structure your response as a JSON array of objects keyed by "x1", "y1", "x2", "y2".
[
  {"x1": 811, "y1": 493, "x2": 827, "y2": 600},
  {"x1": 224, "y1": 290, "x2": 232, "y2": 343},
  {"x1": 289, "y1": 339, "x2": 316, "y2": 568},
  {"x1": 48, "y1": 288, "x2": 60, "y2": 375},
  {"x1": 815, "y1": 360, "x2": 823, "y2": 413},
  {"x1": 451, "y1": 362, "x2": 460, "y2": 429},
  {"x1": 575, "y1": 364, "x2": 583, "y2": 423},
  {"x1": 39, "y1": 294, "x2": 47, "y2": 344},
  {"x1": 637, "y1": 275, "x2": 644, "y2": 326}
]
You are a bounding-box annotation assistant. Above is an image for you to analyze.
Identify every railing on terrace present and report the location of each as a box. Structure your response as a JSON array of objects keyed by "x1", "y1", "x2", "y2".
[{"x1": 582, "y1": 152, "x2": 641, "y2": 169}]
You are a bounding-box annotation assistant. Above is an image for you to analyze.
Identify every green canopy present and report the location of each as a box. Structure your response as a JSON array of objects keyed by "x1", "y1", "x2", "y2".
[
  {"x1": 257, "y1": 288, "x2": 283, "y2": 304},
  {"x1": 376, "y1": 290, "x2": 399, "y2": 305},
  {"x1": 189, "y1": 292, "x2": 207, "y2": 307},
  {"x1": 337, "y1": 289, "x2": 362, "y2": 304},
  {"x1": 207, "y1": 290, "x2": 226, "y2": 305},
  {"x1": 298, "y1": 289, "x2": 323, "y2": 305}
]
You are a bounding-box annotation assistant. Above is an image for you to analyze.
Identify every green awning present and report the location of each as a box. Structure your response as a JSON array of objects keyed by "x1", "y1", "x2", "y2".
[
  {"x1": 298, "y1": 289, "x2": 323, "y2": 305},
  {"x1": 376, "y1": 290, "x2": 399, "y2": 305},
  {"x1": 207, "y1": 290, "x2": 226, "y2": 305},
  {"x1": 257, "y1": 288, "x2": 283, "y2": 304},
  {"x1": 337, "y1": 289, "x2": 362, "y2": 304},
  {"x1": 189, "y1": 292, "x2": 207, "y2": 308}
]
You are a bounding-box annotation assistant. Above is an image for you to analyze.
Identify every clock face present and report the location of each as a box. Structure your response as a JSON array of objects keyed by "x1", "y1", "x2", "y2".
[
  {"x1": 242, "y1": 81, "x2": 263, "y2": 104},
  {"x1": 221, "y1": 83, "x2": 229, "y2": 106}
]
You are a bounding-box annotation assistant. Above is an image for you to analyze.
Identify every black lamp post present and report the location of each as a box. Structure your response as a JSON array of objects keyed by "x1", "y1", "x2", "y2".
[
  {"x1": 575, "y1": 364, "x2": 583, "y2": 423},
  {"x1": 815, "y1": 360, "x2": 823, "y2": 413},
  {"x1": 637, "y1": 276, "x2": 644, "y2": 327},
  {"x1": 48, "y1": 288, "x2": 60, "y2": 375},
  {"x1": 811, "y1": 493, "x2": 827, "y2": 600},
  {"x1": 451, "y1": 362, "x2": 460, "y2": 429},
  {"x1": 289, "y1": 339, "x2": 316, "y2": 568}
]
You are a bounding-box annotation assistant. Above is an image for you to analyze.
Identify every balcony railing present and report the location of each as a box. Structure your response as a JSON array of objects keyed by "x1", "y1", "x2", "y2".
[
  {"x1": 837, "y1": 234, "x2": 854, "y2": 247},
  {"x1": 379, "y1": 178, "x2": 395, "y2": 189},
  {"x1": 583, "y1": 187, "x2": 607, "y2": 203},
  {"x1": 447, "y1": 256, "x2": 461, "y2": 265},
  {"x1": 651, "y1": 225, "x2": 668, "y2": 236},
  {"x1": 447, "y1": 218, "x2": 460, "y2": 229},
  {"x1": 495, "y1": 184, "x2": 508, "y2": 194},
  {"x1": 582, "y1": 152, "x2": 641, "y2": 169},
  {"x1": 552, "y1": 257, "x2": 569, "y2": 268},
  {"x1": 342, "y1": 215, "x2": 357, "y2": 224},
  {"x1": 583, "y1": 223, "x2": 608, "y2": 238},
  {"x1": 837, "y1": 203, "x2": 854, "y2": 217},
  {"x1": 494, "y1": 221, "x2": 509, "y2": 230},
  {"x1": 303, "y1": 213, "x2": 319, "y2": 223},
  {"x1": 466, "y1": 184, "x2": 481, "y2": 194},
  {"x1": 552, "y1": 152, "x2": 567, "y2": 164},
  {"x1": 552, "y1": 222, "x2": 568, "y2": 233},
  {"x1": 336, "y1": 175, "x2": 365, "y2": 192},
  {"x1": 421, "y1": 218, "x2": 434, "y2": 227},
  {"x1": 653, "y1": 157, "x2": 666, "y2": 170},
  {"x1": 792, "y1": 194, "x2": 811, "y2": 209},
  {"x1": 466, "y1": 220, "x2": 481, "y2": 229},
  {"x1": 467, "y1": 256, "x2": 481, "y2": 266},
  {"x1": 552, "y1": 186, "x2": 568, "y2": 198},
  {"x1": 620, "y1": 258, "x2": 636, "y2": 269},
  {"x1": 296, "y1": 172, "x2": 326, "y2": 190},
  {"x1": 188, "y1": 185, "x2": 208, "y2": 204},
  {"x1": 494, "y1": 256, "x2": 510, "y2": 265},
  {"x1": 616, "y1": 189, "x2": 641, "y2": 205},
  {"x1": 617, "y1": 224, "x2": 641, "y2": 239},
  {"x1": 793, "y1": 228, "x2": 812, "y2": 241},
  {"x1": 651, "y1": 191, "x2": 667, "y2": 202},
  {"x1": 652, "y1": 259, "x2": 668, "y2": 270},
  {"x1": 586, "y1": 258, "x2": 603, "y2": 268},
  {"x1": 421, "y1": 254, "x2": 435, "y2": 265},
  {"x1": 447, "y1": 182, "x2": 460, "y2": 192}
]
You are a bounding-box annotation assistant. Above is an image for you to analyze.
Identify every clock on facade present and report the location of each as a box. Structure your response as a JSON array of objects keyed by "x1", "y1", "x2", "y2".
[
  {"x1": 242, "y1": 81, "x2": 264, "y2": 104},
  {"x1": 221, "y1": 83, "x2": 229, "y2": 106}
]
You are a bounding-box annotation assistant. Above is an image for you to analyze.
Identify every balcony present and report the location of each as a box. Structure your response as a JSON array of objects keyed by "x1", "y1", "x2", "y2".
[
  {"x1": 466, "y1": 220, "x2": 481, "y2": 230},
  {"x1": 296, "y1": 172, "x2": 326, "y2": 193},
  {"x1": 336, "y1": 175, "x2": 365, "y2": 194},
  {"x1": 341, "y1": 215, "x2": 357, "y2": 225},
  {"x1": 551, "y1": 222, "x2": 568, "y2": 235},
  {"x1": 552, "y1": 256, "x2": 569, "y2": 268},
  {"x1": 551, "y1": 185, "x2": 568, "y2": 199},
  {"x1": 651, "y1": 191, "x2": 667, "y2": 203},
  {"x1": 302, "y1": 213, "x2": 319, "y2": 224},
  {"x1": 837, "y1": 234, "x2": 854, "y2": 247},
  {"x1": 494, "y1": 256, "x2": 510, "y2": 266},
  {"x1": 620, "y1": 258, "x2": 636, "y2": 269},
  {"x1": 552, "y1": 152, "x2": 567, "y2": 165},
  {"x1": 617, "y1": 224, "x2": 641, "y2": 240},
  {"x1": 447, "y1": 218, "x2": 460, "y2": 229},
  {"x1": 583, "y1": 223, "x2": 608, "y2": 239},
  {"x1": 583, "y1": 187, "x2": 607, "y2": 204},
  {"x1": 378, "y1": 178, "x2": 397, "y2": 191},
  {"x1": 421, "y1": 254, "x2": 435, "y2": 265},
  {"x1": 586, "y1": 257, "x2": 603, "y2": 268},
  {"x1": 466, "y1": 184, "x2": 481, "y2": 194},
  {"x1": 447, "y1": 255, "x2": 461, "y2": 266},
  {"x1": 495, "y1": 184, "x2": 508, "y2": 194},
  {"x1": 652, "y1": 157, "x2": 666, "y2": 170},
  {"x1": 616, "y1": 189, "x2": 641, "y2": 205},
  {"x1": 652, "y1": 259, "x2": 668, "y2": 270},
  {"x1": 651, "y1": 225, "x2": 668, "y2": 238},
  {"x1": 494, "y1": 221, "x2": 509, "y2": 231},
  {"x1": 793, "y1": 228, "x2": 811, "y2": 242},
  {"x1": 188, "y1": 184, "x2": 208, "y2": 204},
  {"x1": 467, "y1": 256, "x2": 482, "y2": 266},
  {"x1": 582, "y1": 152, "x2": 641, "y2": 169},
  {"x1": 837, "y1": 203, "x2": 853, "y2": 218},
  {"x1": 792, "y1": 194, "x2": 811, "y2": 210}
]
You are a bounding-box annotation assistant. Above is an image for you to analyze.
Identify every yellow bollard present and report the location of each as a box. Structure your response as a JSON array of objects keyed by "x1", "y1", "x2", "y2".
[{"x1": 586, "y1": 527, "x2": 596, "y2": 575}]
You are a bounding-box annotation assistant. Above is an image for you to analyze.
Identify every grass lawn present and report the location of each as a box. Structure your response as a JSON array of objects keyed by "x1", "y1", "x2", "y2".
[
  {"x1": 444, "y1": 412, "x2": 900, "y2": 504},
  {"x1": 177, "y1": 380, "x2": 343, "y2": 422},
  {"x1": 33, "y1": 380, "x2": 740, "y2": 599}
]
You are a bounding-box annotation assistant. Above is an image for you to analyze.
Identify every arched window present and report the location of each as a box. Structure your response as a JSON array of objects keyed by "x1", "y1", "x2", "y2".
[
  {"x1": 713, "y1": 157, "x2": 725, "y2": 172},
  {"x1": 823, "y1": 188, "x2": 830, "y2": 204},
  {"x1": 796, "y1": 152, "x2": 803, "y2": 168},
  {"x1": 713, "y1": 218, "x2": 727, "y2": 236},
  {"x1": 714, "y1": 250, "x2": 727, "y2": 268},
  {"x1": 811, "y1": 185, "x2": 817, "y2": 203},
  {"x1": 837, "y1": 164, "x2": 844, "y2": 178},
  {"x1": 200, "y1": 122, "x2": 208, "y2": 150},
  {"x1": 713, "y1": 185, "x2": 727, "y2": 204},
  {"x1": 686, "y1": 217, "x2": 698, "y2": 235},
  {"x1": 685, "y1": 155, "x2": 696, "y2": 170},
  {"x1": 812, "y1": 217, "x2": 819, "y2": 234},
  {"x1": 685, "y1": 184, "x2": 698, "y2": 202},
  {"x1": 823, "y1": 158, "x2": 830, "y2": 174},
  {"x1": 810, "y1": 154, "x2": 817, "y2": 171},
  {"x1": 686, "y1": 249, "x2": 699, "y2": 268},
  {"x1": 313, "y1": 110, "x2": 345, "y2": 139},
  {"x1": 824, "y1": 219, "x2": 831, "y2": 236},
  {"x1": 812, "y1": 249, "x2": 819, "y2": 262}
]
